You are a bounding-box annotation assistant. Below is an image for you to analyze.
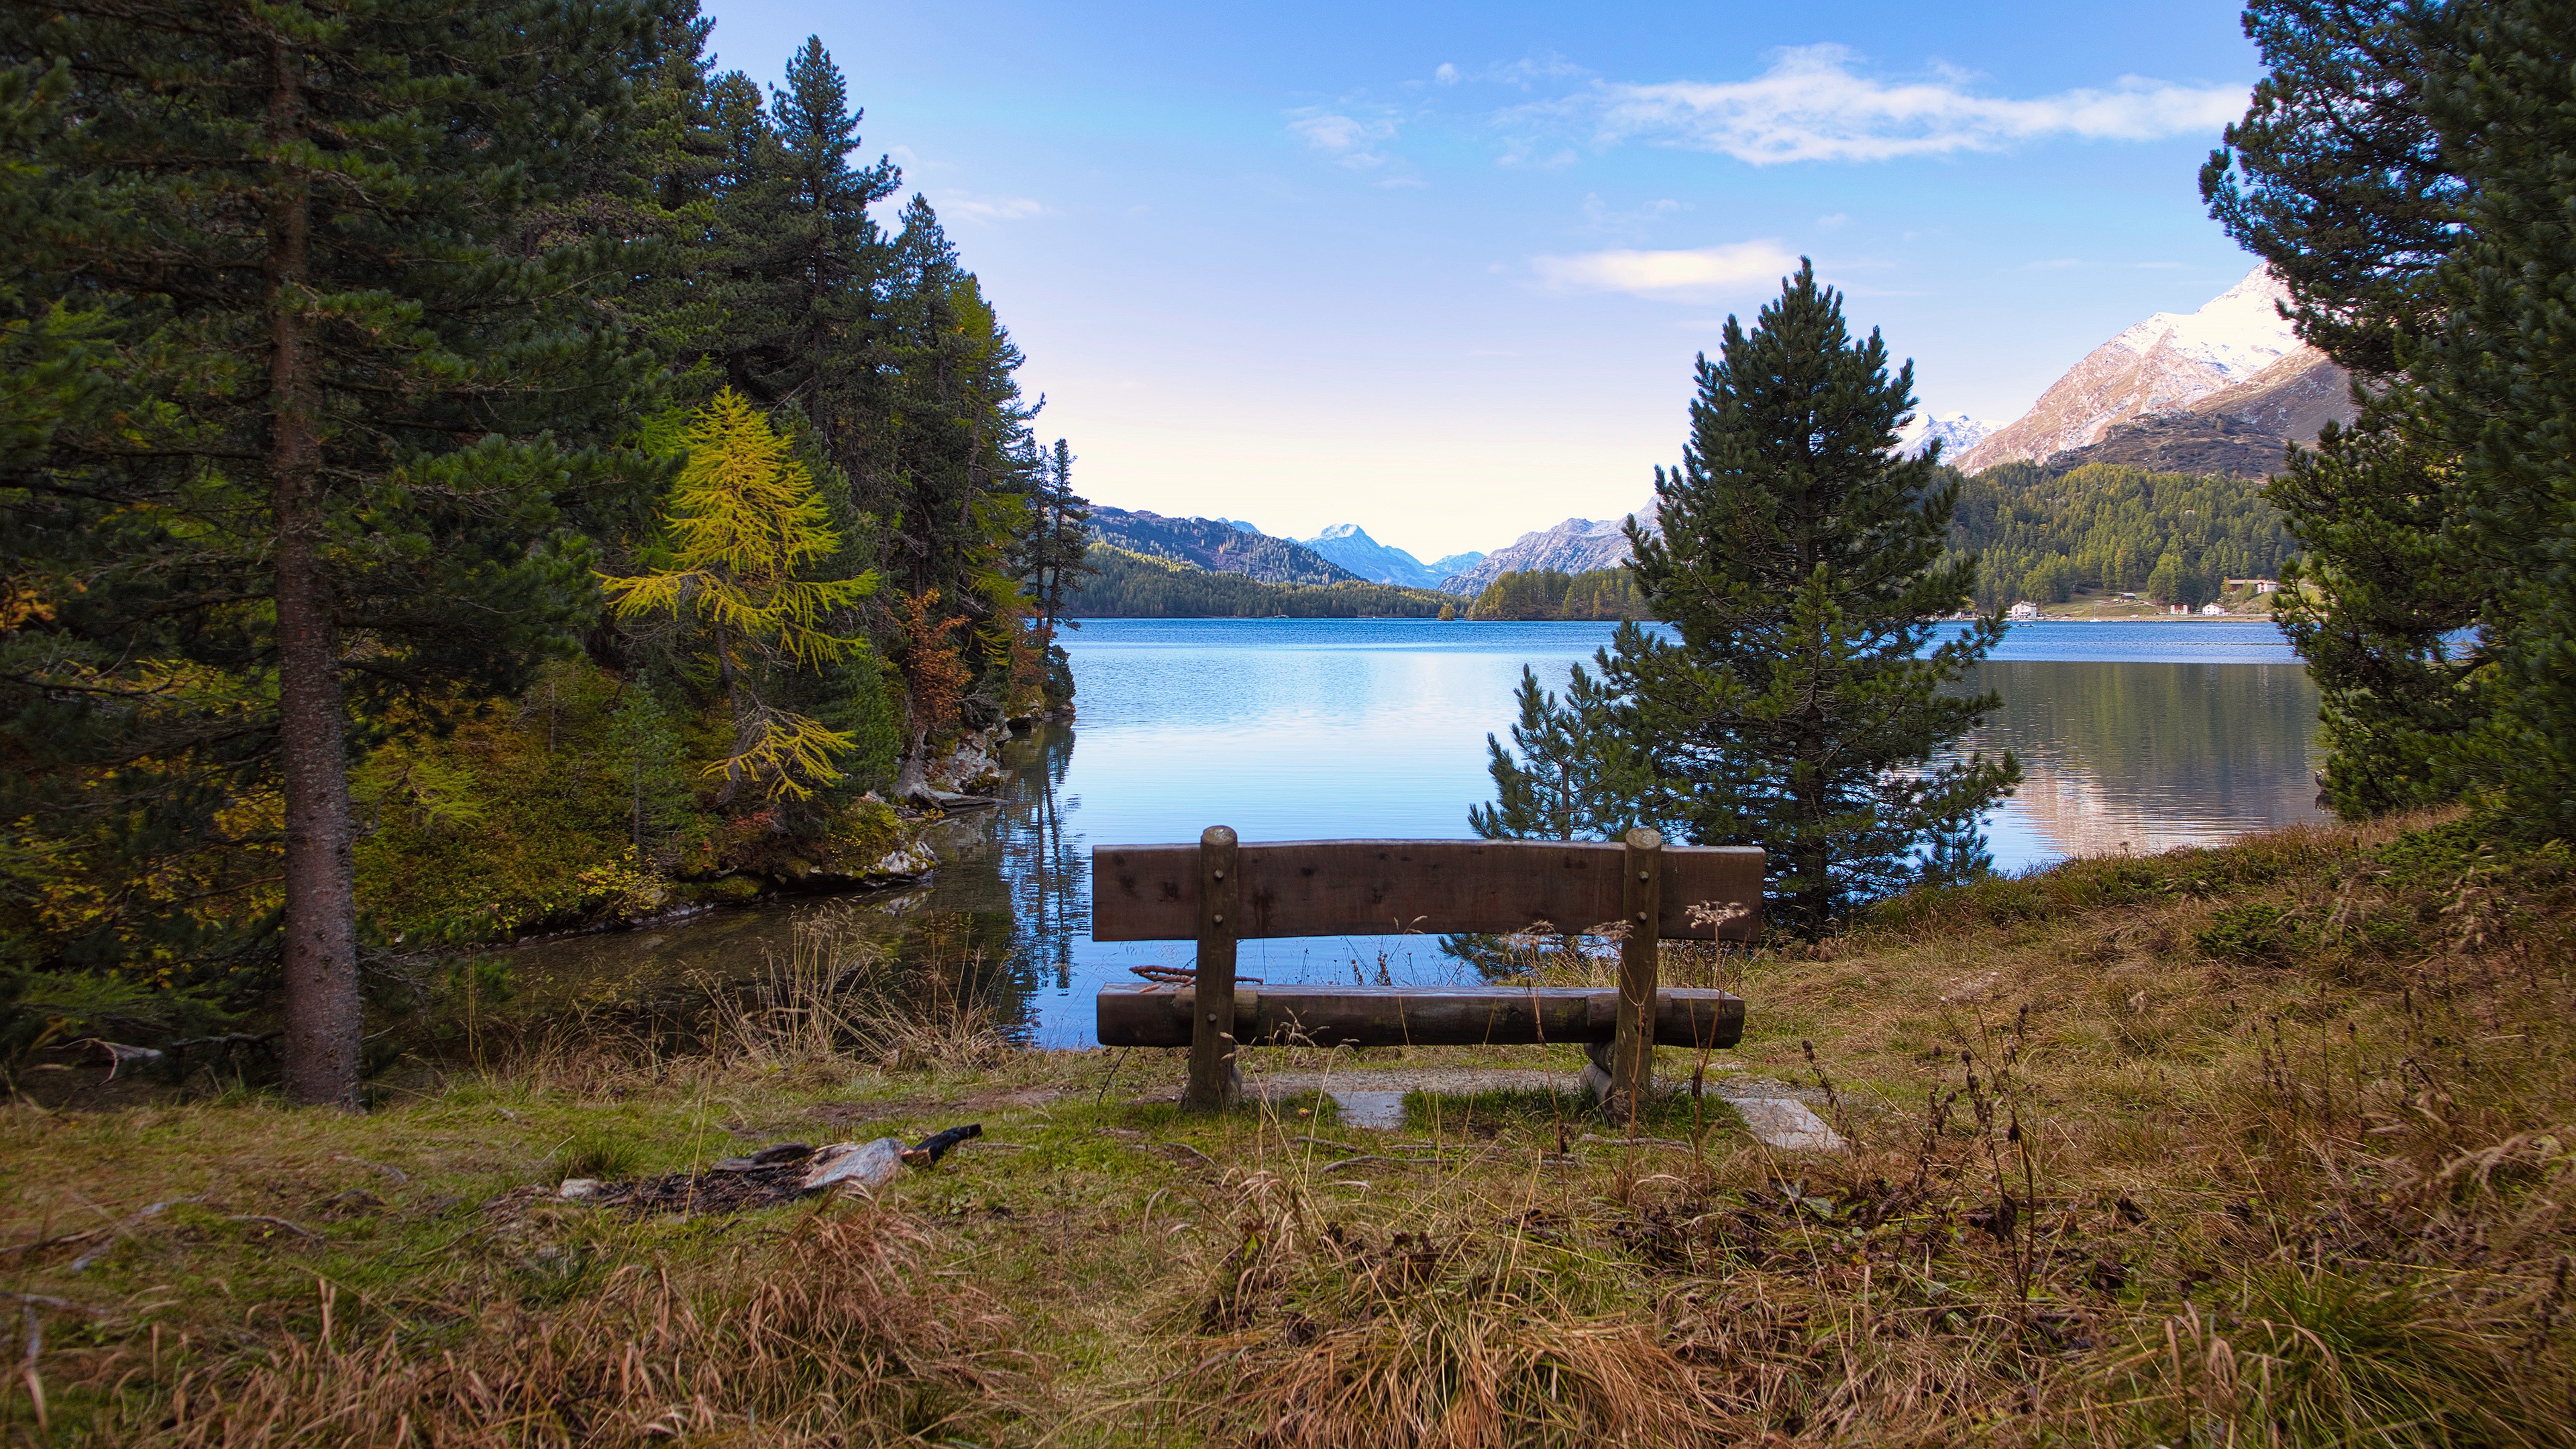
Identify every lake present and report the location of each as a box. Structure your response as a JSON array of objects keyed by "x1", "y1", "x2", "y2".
[{"x1": 506, "y1": 618, "x2": 2322, "y2": 1046}]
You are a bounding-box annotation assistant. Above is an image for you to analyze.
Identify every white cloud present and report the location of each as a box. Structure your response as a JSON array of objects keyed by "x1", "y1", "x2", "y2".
[
  {"x1": 1567, "y1": 45, "x2": 2246, "y2": 164},
  {"x1": 1531, "y1": 239, "x2": 1802, "y2": 300},
  {"x1": 1815, "y1": 211, "x2": 1851, "y2": 229},
  {"x1": 1434, "y1": 62, "x2": 1460, "y2": 85},
  {"x1": 938, "y1": 191, "x2": 1046, "y2": 223},
  {"x1": 1288, "y1": 109, "x2": 1399, "y2": 167}
]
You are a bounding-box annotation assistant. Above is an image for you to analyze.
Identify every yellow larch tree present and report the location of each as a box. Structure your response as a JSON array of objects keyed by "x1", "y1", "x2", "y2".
[{"x1": 600, "y1": 389, "x2": 877, "y2": 801}]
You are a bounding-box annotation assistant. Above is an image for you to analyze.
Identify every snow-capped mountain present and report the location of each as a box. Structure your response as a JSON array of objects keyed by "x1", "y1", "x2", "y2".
[
  {"x1": 1958, "y1": 267, "x2": 2313, "y2": 473},
  {"x1": 1898, "y1": 413, "x2": 1999, "y2": 460},
  {"x1": 1441, "y1": 498, "x2": 1660, "y2": 595},
  {"x1": 1299, "y1": 524, "x2": 1456, "y2": 590}
]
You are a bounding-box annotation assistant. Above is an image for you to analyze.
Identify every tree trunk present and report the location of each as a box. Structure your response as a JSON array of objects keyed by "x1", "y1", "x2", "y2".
[{"x1": 267, "y1": 42, "x2": 361, "y2": 1110}]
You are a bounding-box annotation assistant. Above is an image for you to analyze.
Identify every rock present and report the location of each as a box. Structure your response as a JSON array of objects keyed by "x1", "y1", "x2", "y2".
[
  {"x1": 800, "y1": 1138, "x2": 906, "y2": 1195},
  {"x1": 1729, "y1": 1097, "x2": 1846, "y2": 1152},
  {"x1": 864, "y1": 841, "x2": 938, "y2": 879},
  {"x1": 557, "y1": 1178, "x2": 607, "y2": 1201}
]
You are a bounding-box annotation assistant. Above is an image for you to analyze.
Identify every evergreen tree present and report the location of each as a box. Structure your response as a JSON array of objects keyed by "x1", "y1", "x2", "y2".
[
  {"x1": 2208, "y1": 0, "x2": 2576, "y2": 827},
  {"x1": 2200, "y1": 0, "x2": 2464, "y2": 380},
  {"x1": 1020, "y1": 439, "x2": 1095, "y2": 710},
  {"x1": 2408, "y1": 0, "x2": 2576, "y2": 833},
  {"x1": 713, "y1": 38, "x2": 897, "y2": 441},
  {"x1": 1, "y1": 0, "x2": 663, "y2": 1105},
  {"x1": 1601, "y1": 262, "x2": 2019, "y2": 932},
  {"x1": 1469, "y1": 666, "x2": 1659, "y2": 843},
  {"x1": 2267, "y1": 415, "x2": 2491, "y2": 812},
  {"x1": 604, "y1": 682, "x2": 693, "y2": 860}
]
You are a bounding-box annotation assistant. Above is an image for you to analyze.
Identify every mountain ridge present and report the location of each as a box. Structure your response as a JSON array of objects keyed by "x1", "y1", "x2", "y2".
[
  {"x1": 1441, "y1": 502, "x2": 1658, "y2": 594},
  {"x1": 1955, "y1": 268, "x2": 2354, "y2": 475},
  {"x1": 1299, "y1": 524, "x2": 1479, "y2": 589},
  {"x1": 1087, "y1": 506, "x2": 1360, "y2": 586}
]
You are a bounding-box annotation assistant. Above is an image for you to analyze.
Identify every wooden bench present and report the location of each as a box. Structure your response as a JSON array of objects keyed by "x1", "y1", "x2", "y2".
[{"x1": 1091, "y1": 826, "x2": 1762, "y2": 1111}]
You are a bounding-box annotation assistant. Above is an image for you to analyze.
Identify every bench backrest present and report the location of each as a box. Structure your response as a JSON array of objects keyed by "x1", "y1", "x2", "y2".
[{"x1": 1092, "y1": 838, "x2": 1764, "y2": 943}]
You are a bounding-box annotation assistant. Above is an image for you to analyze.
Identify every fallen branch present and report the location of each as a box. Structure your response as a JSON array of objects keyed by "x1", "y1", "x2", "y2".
[
  {"x1": 902, "y1": 1124, "x2": 983, "y2": 1168},
  {"x1": 1578, "y1": 1134, "x2": 1697, "y2": 1150}
]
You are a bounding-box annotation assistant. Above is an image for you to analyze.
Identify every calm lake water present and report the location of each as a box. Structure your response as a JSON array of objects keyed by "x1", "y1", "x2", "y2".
[{"x1": 508, "y1": 618, "x2": 2322, "y2": 1046}]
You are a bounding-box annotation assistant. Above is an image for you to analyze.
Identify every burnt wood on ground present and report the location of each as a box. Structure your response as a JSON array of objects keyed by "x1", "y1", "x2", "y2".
[
  {"x1": 1091, "y1": 839, "x2": 1762, "y2": 943},
  {"x1": 1095, "y1": 983, "x2": 1744, "y2": 1051}
]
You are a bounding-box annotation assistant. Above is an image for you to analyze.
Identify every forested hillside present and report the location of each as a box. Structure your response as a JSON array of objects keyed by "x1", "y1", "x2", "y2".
[
  {"x1": 1951, "y1": 462, "x2": 2295, "y2": 610},
  {"x1": 1067, "y1": 547, "x2": 1447, "y2": 617},
  {"x1": 1467, "y1": 569, "x2": 1652, "y2": 621},
  {"x1": 0, "y1": 2, "x2": 1089, "y2": 1093},
  {"x1": 1087, "y1": 508, "x2": 1359, "y2": 585}
]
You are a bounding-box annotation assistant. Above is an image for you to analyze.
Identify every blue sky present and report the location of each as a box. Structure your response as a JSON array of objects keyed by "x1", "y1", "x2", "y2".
[{"x1": 701, "y1": 0, "x2": 2265, "y2": 560}]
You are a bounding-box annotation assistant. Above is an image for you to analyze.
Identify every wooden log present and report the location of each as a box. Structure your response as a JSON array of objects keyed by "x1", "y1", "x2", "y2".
[
  {"x1": 1185, "y1": 826, "x2": 1240, "y2": 1110},
  {"x1": 902, "y1": 1124, "x2": 983, "y2": 1167},
  {"x1": 1091, "y1": 839, "x2": 1762, "y2": 943},
  {"x1": 1613, "y1": 826, "x2": 1662, "y2": 1120},
  {"x1": 1095, "y1": 984, "x2": 1743, "y2": 1050}
]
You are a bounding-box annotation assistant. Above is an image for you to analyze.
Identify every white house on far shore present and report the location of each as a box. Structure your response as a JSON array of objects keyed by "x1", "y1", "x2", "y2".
[{"x1": 2008, "y1": 600, "x2": 2040, "y2": 621}]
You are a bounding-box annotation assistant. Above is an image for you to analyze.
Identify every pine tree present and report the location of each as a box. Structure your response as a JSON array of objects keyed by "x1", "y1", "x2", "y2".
[
  {"x1": 2408, "y1": 0, "x2": 2576, "y2": 833},
  {"x1": 1469, "y1": 666, "x2": 1658, "y2": 843},
  {"x1": 601, "y1": 389, "x2": 877, "y2": 802},
  {"x1": 2208, "y1": 0, "x2": 2575, "y2": 828},
  {"x1": 2200, "y1": 0, "x2": 2465, "y2": 381},
  {"x1": 1, "y1": 0, "x2": 663, "y2": 1106},
  {"x1": 1602, "y1": 262, "x2": 2019, "y2": 933},
  {"x1": 604, "y1": 683, "x2": 693, "y2": 860}
]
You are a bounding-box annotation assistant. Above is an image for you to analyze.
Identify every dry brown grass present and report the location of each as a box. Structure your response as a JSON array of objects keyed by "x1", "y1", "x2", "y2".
[
  {"x1": 720, "y1": 904, "x2": 1016, "y2": 1075},
  {"x1": 1162, "y1": 1168, "x2": 1722, "y2": 1448},
  {"x1": 41, "y1": 1206, "x2": 1026, "y2": 1447},
  {"x1": 6, "y1": 809, "x2": 2575, "y2": 1447}
]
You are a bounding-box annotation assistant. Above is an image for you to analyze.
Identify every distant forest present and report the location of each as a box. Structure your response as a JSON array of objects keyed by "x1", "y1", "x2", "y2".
[
  {"x1": 1068, "y1": 460, "x2": 2291, "y2": 619},
  {"x1": 1067, "y1": 547, "x2": 1449, "y2": 617},
  {"x1": 1467, "y1": 568, "x2": 1652, "y2": 621},
  {"x1": 1951, "y1": 462, "x2": 2294, "y2": 610}
]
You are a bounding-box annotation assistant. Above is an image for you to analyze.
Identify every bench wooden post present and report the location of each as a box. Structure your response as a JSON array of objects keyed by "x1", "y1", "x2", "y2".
[
  {"x1": 1613, "y1": 826, "x2": 1662, "y2": 1122},
  {"x1": 1184, "y1": 825, "x2": 1240, "y2": 1110}
]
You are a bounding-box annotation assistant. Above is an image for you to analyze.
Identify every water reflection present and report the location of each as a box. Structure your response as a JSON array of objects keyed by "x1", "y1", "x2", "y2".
[
  {"x1": 505, "y1": 619, "x2": 2326, "y2": 1047},
  {"x1": 1970, "y1": 660, "x2": 2321, "y2": 861}
]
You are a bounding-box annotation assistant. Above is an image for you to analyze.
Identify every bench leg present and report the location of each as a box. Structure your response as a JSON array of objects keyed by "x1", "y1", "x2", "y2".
[
  {"x1": 1185, "y1": 826, "x2": 1241, "y2": 1110},
  {"x1": 1612, "y1": 826, "x2": 1663, "y2": 1124}
]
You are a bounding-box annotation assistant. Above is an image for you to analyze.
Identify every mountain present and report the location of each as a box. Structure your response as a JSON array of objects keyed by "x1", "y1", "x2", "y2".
[
  {"x1": 1069, "y1": 545, "x2": 1448, "y2": 617},
  {"x1": 1956, "y1": 268, "x2": 2347, "y2": 474},
  {"x1": 1299, "y1": 524, "x2": 1457, "y2": 589},
  {"x1": 1898, "y1": 413, "x2": 1999, "y2": 460},
  {"x1": 1442, "y1": 502, "x2": 1657, "y2": 594},
  {"x1": 1427, "y1": 550, "x2": 1486, "y2": 578},
  {"x1": 1087, "y1": 506, "x2": 1360, "y2": 586}
]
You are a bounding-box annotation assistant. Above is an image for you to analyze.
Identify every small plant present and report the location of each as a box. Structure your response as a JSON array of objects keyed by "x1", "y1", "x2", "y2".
[
  {"x1": 554, "y1": 1126, "x2": 647, "y2": 1182},
  {"x1": 2194, "y1": 900, "x2": 2308, "y2": 965}
]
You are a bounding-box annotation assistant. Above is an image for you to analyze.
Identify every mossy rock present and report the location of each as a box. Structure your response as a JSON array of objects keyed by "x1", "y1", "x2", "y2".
[{"x1": 686, "y1": 875, "x2": 766, "y2": 905}]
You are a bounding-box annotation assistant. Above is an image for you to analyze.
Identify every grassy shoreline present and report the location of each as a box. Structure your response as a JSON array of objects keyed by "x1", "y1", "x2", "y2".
[{"x1": 5, "y1": 809, "x2": 2572, "y2": 1446}]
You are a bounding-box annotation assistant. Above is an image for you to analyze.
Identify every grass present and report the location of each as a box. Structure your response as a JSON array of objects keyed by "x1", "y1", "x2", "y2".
[{"x1": 3, "y1": 808, "x2": 2573, "y2": 1444}]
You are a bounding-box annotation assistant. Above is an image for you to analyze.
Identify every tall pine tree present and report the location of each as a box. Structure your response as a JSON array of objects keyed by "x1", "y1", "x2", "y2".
[
  {"x1": 1601, "y1": 262, "x2": 2018, "y2": 932},
  {"x1": 2210, "y1": 0, "x2": 2576, "y2": 827},
  {"x1": 1, "y1": 0, "x2": 663, "y2": 1104}
]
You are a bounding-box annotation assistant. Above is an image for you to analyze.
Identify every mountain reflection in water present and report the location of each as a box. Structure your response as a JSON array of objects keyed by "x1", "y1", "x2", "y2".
[{"x1": 504, "y1": 619, "x2": 2321, "y2": 1047}]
